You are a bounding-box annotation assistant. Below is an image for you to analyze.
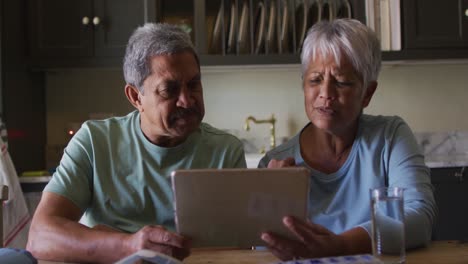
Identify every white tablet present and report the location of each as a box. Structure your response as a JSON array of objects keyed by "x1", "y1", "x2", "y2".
[{"x1": 171, "y1": 168, "x2": 310, "y2": 248}]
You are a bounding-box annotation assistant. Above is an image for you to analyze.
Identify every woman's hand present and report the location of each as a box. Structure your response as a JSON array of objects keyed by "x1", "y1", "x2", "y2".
[
  {"x1": 123, "y1": 225, "x2": 191, "y2": 260},
  {"x1": 267, "y1": 157, "x2": 296, "y2": 168},
  {"x1": 261, "y1": 216, "x2": 347, "y2": 261}
]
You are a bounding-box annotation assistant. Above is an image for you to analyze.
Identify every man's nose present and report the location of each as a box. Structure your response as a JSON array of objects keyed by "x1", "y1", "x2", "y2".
[{"x1": 176, "y1": 87, "x2": 195, "y2": 108}]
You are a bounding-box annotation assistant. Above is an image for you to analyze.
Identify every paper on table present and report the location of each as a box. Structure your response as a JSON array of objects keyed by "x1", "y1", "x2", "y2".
[
  {"x1": 274, "y1": 254, "x2": 383, "y2": 264},
  {"x1": 115, "y1": 249, "x2": 182, "y2": 264}
]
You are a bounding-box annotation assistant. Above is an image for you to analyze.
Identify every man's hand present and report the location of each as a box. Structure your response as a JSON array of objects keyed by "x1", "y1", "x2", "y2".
[
  {"x1": 267, "y1": 157, "x2": 296, "y2": 168},
  {"x1": 124, "y1": 225, "x2": 191, "y2": 260},
  {"x1": 261, "y1": 216, "x2": 347, "y2": 261}
]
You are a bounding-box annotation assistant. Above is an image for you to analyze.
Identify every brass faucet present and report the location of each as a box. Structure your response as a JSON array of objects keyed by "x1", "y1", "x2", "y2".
[{"x1": 244, "y1": 114, "x2": 276, "y2": 150}]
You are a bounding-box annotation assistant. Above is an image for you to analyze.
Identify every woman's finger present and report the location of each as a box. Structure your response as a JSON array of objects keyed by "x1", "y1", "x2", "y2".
[
  {"x1": 284, "y1": 216, "x2": 331, "y2": 239},
  {"x1": 261, "y1": 233, "x2": 294, "y2": 255},
  {"x1": 261, "y1": 232, "x2": 307, "y2": 260},
  {"x1": 267, "y1": 157, "x2": 296, "y2": 168},
  {"x1": 265, "y1": 245, "x2": 295, "y2": 261}
]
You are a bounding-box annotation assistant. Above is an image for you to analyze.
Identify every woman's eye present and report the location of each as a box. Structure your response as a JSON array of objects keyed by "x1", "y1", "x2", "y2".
[
  {"x1": 335, "y1": 81, "x2": 353, "y2": 87},
  {"x1": 308, "y1": 79, "x2": 321, "y2": 85}
]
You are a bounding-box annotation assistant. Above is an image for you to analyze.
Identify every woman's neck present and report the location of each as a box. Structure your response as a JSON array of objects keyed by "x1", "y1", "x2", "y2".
[{"x1": 300, "y1": 123, "x2": 358, "y2": 174}]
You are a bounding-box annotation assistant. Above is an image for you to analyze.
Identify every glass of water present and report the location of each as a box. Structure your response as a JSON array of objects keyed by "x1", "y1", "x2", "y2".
[{"x1": 370, "y1": 187, "x2": 405, "y2": 264}]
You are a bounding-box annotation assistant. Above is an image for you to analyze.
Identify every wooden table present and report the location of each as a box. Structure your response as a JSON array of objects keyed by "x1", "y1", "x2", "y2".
[
  {"x1": 38, "y1": 241, "x2": 468, "y2": 263},
  {"x1": 185, "y1": 241, "x2": 468, "y2": 264}
]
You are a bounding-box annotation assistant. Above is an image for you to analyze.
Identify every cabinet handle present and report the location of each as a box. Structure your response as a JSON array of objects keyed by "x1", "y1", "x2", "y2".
[
  {"x1": 454, "y1": 167, "x2": 465, "y2": 182},
  {"x1": 93, "y1": 16, "x2": 101, "y2": 26},
  {"x1": 82, "y1": 16, "x2": 90, "y2": 25}
]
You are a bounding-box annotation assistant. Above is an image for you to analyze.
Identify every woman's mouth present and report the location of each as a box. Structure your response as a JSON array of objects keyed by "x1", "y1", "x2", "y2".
[{"x1": 315, "y1": 106, "x2": 335, "y2": 116}]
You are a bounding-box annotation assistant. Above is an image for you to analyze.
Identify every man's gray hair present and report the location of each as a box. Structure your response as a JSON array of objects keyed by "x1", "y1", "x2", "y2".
[
  {"x1": 123, "y1": 23, "x2": 199, "y2": 92},
  {"x1": 300, "y1": 18, "x2": 381, "y2": 86}
]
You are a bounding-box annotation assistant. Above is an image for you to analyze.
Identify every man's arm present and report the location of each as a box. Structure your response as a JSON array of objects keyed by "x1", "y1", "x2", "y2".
[{"x1": 27, "y1": 192, "x2": 190, "y2": 263}]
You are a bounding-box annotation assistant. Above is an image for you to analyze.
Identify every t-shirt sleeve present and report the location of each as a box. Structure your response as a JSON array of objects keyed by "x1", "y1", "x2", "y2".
[
  {"x1": 44, "y1": 124, "x2": 94, "y2": 211},
  {"x1": 257, "y1": 154, "x2": 270, "y2": 168},
  {"x1": 230, "y1": 139, "x2": 247, "y2": 168}
]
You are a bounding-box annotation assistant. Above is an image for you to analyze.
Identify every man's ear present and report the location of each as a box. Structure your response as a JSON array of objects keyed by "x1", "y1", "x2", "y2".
[
  {"x1": 362, "y1": 81, "x2": 377, "y2": 108},
  {"x1": 125, "y1": 84, "x2": 142, "y2": 111}
]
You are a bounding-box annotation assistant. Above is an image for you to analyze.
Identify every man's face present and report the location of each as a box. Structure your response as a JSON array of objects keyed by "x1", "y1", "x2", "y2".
[{"x1": 138, "y1": 52, "x2": 205, "y2": 146}]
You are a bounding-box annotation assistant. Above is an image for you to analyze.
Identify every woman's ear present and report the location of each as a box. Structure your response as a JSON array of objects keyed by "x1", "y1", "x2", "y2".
[
  {"x1": 125, "y1": 84, "x2": 143, "y2": 111},
  {"x1": 362, "y1": 81, "x2": 377, "y2": 108}
]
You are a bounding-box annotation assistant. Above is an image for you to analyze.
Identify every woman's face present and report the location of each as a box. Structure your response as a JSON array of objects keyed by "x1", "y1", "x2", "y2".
[{"x1": 303, "y1": 53, "x2": 376, "y2": 135}]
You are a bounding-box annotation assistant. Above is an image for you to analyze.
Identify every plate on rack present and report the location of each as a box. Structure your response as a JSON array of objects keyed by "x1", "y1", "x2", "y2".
[
  {"x1": 254, "y1": 1, "x2": 266, "y2": 54},
  {"x1": 279, "y1": 0, "x2": 289, "y2": 53},
  {"x1": 296, "y1": 0, "x2": 321, "y2": 52},
  {"x1": 266, "y1": 0, "x2": 277, "y2": 53},
  {"x1": 238, "y1": 0, "x2": 250, "y2": 54},
  {"x1": 321, "y1": 0, "x2": 335, "y2": 21},
  {"x1": 295, "y1": 2, "x2": 307, "y2": 53},
  {"x1": 227, "y1": 0, "x2": 238, "y2": 54},
  {"x1": 211, "y1": 2, "x2": 227, "y2": 54},
  {"x1": 336, "y1": 0, "x2": 352, "y2": 18}
]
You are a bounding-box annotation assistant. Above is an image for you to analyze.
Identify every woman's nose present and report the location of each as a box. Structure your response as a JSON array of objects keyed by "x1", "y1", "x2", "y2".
[{"x1": 318, "y1": 80, "x2": 336, "y2": 100}]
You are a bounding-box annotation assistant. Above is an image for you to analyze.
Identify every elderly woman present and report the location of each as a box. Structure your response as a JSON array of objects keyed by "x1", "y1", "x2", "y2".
[{"x1": 259, "y1": 19, "x2": 436, "y2": 260}]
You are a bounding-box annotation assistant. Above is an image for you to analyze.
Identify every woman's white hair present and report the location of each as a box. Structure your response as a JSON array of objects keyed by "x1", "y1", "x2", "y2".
[
  {"x1": 300, "y1": 18, "x2": 381, "y2": 86},
  {"x1": 123, "y1": 23, "x2": 199, "y2": 92}
]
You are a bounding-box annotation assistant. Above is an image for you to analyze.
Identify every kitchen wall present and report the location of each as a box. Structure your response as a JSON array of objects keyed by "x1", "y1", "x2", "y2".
[{"x1": 46, "y1": 62, "x2": 468, "y2": 154}]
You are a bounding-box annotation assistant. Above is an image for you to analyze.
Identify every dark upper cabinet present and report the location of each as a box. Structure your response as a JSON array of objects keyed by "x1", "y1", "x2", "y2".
[
  {"x1": 28, "y1": 0, "x2": 156, "y2": 66},
  {"x1": 93, "y1": 0, "x2": 151, "y2": 57},
  {"x1": 403, "y1": 0, "x2": 468, "y2": 49},
  {"x1": 29, "y1": 0, "x2": 93, "y2": 58},
  {"x1": 27, "y1": 0, "x2": 468, "y2": 67}
]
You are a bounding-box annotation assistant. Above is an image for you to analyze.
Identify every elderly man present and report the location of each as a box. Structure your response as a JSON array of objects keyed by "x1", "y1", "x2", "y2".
[{"x1": 27, "y1": 23, "x2": 246, "y2": 263}]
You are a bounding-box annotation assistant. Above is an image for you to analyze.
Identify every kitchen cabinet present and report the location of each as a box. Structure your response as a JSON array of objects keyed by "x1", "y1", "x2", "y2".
[
  {"x1": 27, "y1": 0, "x2": 366, "y2": 67},
  {"x1": 27, "y1": 0, "x2": 468, "y2": 68},
  {"x1": 0, "y1": 0, "x2": 3, "y2": 113},
  {"x1": 431, "y1": 167, "x2": 468, "y2": 241},
  {"x1": 28, "y1": 0, "x2": 157, "y2": 67},
  {"x1": 403, "y1": 0, "x2": 468, "y2": 49},
  {"x1": 2, "y1": 0, "x2": 46, "y2": 175},
  {"x1": 399, "y1": 0, "x2": 468, "y2": 60}
]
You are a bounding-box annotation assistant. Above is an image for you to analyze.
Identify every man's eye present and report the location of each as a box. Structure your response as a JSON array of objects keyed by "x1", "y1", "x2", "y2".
[
  {"x1": 157, "y1": 87, "x2": 177, "y2": 98},
  {"x1": 188, "y1": 80, "x2": 201, "y2": 90}
]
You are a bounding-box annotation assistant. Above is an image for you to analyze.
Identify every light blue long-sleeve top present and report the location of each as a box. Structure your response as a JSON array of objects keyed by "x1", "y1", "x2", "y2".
[{"x1": 258, "y1": 114, "x2": 436, "y2": 249}]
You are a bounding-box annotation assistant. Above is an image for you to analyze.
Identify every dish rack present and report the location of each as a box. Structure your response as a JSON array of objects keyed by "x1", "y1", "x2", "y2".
[{"x1": 208, "y1": 0, "x2": 353, "y2": 55}]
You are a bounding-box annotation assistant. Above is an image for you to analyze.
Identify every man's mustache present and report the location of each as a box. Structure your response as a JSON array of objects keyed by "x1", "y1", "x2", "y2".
[{"x1": 169, "y1": 107, "x2": 201, "y2": 123}]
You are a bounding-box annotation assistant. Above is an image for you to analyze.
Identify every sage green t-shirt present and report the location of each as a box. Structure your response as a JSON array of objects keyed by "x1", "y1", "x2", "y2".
[{"x1": 45, "y1": 111, "x2": 246, "y2": 232}]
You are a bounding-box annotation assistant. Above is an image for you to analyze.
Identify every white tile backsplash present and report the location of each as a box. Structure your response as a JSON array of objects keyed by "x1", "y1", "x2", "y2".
[{"x1": 46, "y1": 63, "x2": 468, "y2": 149}]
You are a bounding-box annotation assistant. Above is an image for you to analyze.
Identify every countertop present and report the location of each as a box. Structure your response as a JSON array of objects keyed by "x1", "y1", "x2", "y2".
[
  {"x1": 247, "y1": 153, "x2": 468, "y2": 169},
  {"x1": 425, "y1": 154, "x2": 468, "y2": 168}
]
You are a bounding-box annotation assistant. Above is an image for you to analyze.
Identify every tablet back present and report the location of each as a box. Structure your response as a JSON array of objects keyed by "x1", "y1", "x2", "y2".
[{"x1": 171, "y1": 167, "x2": 310, "y2": 248}]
